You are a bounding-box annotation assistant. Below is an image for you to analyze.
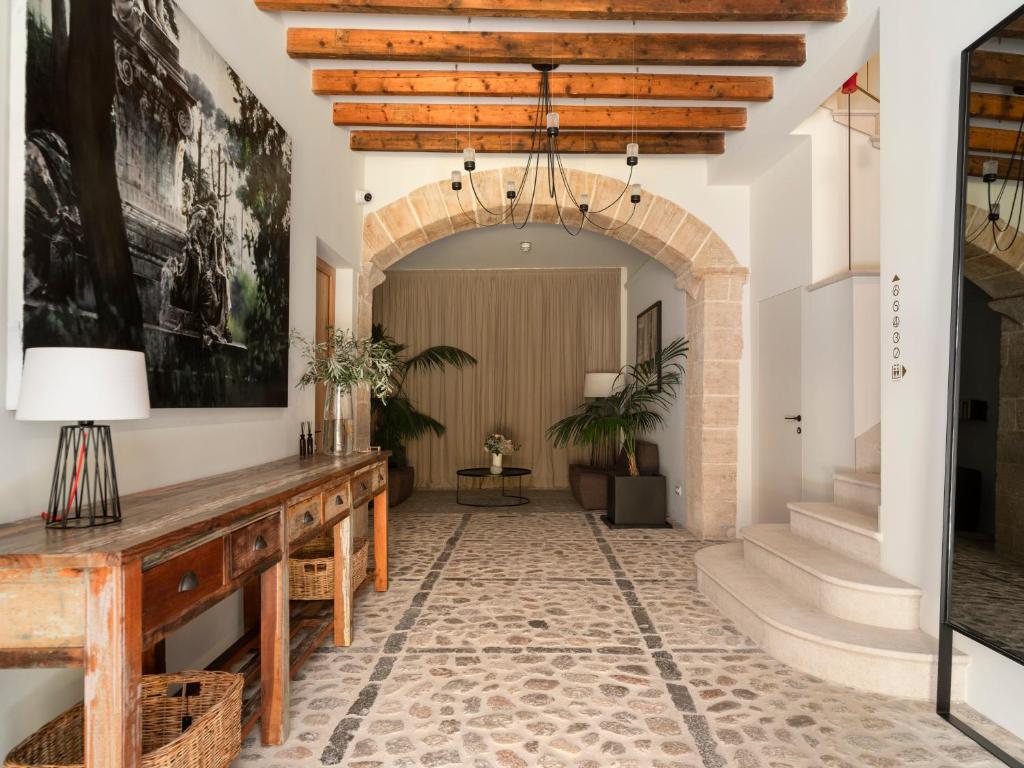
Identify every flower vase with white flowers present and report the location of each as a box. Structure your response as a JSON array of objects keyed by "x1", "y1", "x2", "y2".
[{"x1": 484, "y1": 433, "x2": 520, "y2": 474}]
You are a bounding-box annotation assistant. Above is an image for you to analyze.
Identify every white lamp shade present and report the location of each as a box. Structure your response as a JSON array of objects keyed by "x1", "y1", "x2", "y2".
[
  {"x1": 584, "y1": 372, "x2": 619, "y2": 399},
  {"x1": 16, "y1": 348, "x2": 151, "y2": 422}
]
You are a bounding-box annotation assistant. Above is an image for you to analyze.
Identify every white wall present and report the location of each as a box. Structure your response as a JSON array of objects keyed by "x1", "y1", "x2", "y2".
[
  {"x1": 625, "y1": 260, "x2": 688, "y2": 526},
  {"x1": 794, "y1": 107, "x2": 881, "y2": 283},
  {"x1": 0, "y1": 0, "x2": 362, "y2": 754},
  {"x1": 880, "y1": 0, "x2": 1024, "y2": 738}
]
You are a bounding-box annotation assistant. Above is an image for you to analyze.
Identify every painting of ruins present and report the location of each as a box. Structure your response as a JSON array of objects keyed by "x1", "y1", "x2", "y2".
[{"x1": 19, "y1": 0, "x2": 292, "y2": 407}]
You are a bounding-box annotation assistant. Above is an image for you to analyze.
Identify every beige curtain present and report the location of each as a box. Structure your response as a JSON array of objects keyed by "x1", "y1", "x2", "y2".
[{"x1": 373, "y1": 269, "x2": 621, "y2": 488}]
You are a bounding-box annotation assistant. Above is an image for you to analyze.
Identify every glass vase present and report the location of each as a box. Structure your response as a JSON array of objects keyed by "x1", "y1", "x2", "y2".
[{"x1": 323, "y1": 383, "x2": 355, "y2": 456}]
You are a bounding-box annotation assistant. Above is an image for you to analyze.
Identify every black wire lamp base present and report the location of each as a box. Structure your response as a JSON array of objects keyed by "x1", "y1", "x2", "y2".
[{"x1": 46, "y1": 421, "x2": 123, "y2": 529}]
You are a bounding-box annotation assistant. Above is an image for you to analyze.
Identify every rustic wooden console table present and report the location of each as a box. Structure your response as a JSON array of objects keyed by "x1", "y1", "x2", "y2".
[{"x1": 0, "y1": 452, "x2": 389, "y2": 768}]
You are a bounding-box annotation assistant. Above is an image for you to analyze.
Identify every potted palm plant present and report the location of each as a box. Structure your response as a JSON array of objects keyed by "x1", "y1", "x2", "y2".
[
  {"x1": 548, "y1": 337, "x2": 688, "y2": 526},
  {"x1": 371, "y1": 324, "x2": 477, "y2": 506},
  {"x1": 292, "y1": 328, "x2": 396, "y2": 456}
]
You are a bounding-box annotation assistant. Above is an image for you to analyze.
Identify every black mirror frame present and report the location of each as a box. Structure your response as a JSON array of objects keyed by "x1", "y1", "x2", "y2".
[{"x1": 939, "y1": 6, "x2": 1024, "y2": 766}]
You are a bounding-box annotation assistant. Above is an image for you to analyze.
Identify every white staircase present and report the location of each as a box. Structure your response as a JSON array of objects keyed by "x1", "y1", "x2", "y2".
[{"x1": 696, "y1": 471, "x2": 967, "y2": 700}]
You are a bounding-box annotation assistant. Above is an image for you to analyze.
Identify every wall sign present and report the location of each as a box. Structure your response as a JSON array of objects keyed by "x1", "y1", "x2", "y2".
[{"x1": 890, "y1": 274, "x2": 907, "y2": 381}]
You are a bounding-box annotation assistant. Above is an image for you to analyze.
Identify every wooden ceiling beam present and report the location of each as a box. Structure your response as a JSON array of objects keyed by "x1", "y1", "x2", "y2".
[
  {"x1": 313, "y1": 69, "x2": 774, "y2": 101},
  {"x1": 349, "y1": 130, "x2": 725, "y2": 154},
  {"x1": 998, "y1": 18, "x2": 1024, "y2": 39},
  {"x1": 333, "y1": 102, "x2": 746, "y2": 131},
  {"x1": 971, "y1": 92, "x2": 1024, "y2": 122},
  {"x1": 288, "y1": 28, "x2": 806, "y2": 66},
  {"x1": 971, "y1": 50, "x2": 1024, "y2": 87},
  {"x1": 259, "y1": 0, "x2": 846, "y2": 22},
  {"x1": 969, "y1": 126, "x2": 1023, "y2": 155}
]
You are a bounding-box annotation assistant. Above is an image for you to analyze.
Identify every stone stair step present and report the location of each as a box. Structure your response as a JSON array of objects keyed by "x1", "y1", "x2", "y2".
[
  {"x1": 695, "y1": 542, "x2": 966, "y2": 700},
  {"x1": 833, "y1": 471, "x2": 881, "y2": 514},
  {"x1": 788, "y1": 501, "x2": 881, "y2": 566},
  {"x1": 742, "y1": 524, "x2": 920, "y2": 629}
]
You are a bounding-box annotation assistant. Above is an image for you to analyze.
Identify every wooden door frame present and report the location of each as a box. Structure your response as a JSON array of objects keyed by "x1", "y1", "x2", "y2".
[{"x1": 315, "y1": 258, "x2": 336, "y2": 451}]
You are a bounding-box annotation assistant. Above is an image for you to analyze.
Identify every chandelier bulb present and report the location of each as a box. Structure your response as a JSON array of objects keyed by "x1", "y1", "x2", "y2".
[
  {"x1": 547, "y1": 112, "x2": 560, "y2": 137},
  {"x1": 990, "y1": 202, "x2": 1001, "y2": 222},
  {"x1": 629, "y1": 184, "x2": 642, "y2": 205},
  {"x1": 626, "y1": 142, "x2": 639, "y2": 167},
  {"x1": 463, "y1": 146, "x2": 476, "y2": 172},
  {"x1": 506, "y1": 180, "x2": 517, "y2": 200},
  {"x1": 451, "y1": 170, "x2": 463, "y2": 191},
  {"x1": 983, "y1": 159, "x2": 999, "y2": 184},
  {"x1": 579, "y1": 193, "x2": 590, "y2": 213}
]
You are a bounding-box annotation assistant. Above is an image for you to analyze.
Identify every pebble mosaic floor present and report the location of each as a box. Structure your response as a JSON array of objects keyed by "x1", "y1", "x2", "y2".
[{"x1": 234, "y1": 491, "x2": 1024, "y2": 768}]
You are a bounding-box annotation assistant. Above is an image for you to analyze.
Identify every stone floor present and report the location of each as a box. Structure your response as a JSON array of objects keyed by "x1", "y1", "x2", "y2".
[{"x1": 234, "y1": 491, "x2": 1024, "y2": 768}]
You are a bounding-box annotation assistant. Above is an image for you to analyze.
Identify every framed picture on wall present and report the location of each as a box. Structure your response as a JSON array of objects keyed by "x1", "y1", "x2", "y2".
[
  {"x1": 636, "y1": 301, "x2": 662, "y2": 390},
  {"x1": 8, "y1": 0, "x2": 293, "y2": 409}
]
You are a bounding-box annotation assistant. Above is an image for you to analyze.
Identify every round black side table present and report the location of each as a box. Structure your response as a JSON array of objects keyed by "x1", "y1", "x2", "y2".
[{"x1": 455, "y1": 467, "x2": 531, "y2": 507}]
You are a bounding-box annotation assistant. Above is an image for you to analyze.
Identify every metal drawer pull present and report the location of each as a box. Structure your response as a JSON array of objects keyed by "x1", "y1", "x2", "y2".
[
  {"x1": 178, "y1": 570, "x2": 199, "y2": 593},
  {"x1": 335, "y1": 494, "x2": 344, "y2": 505},
  {"x1": 253, "y1": 535, "x2": 268, "y2": 551},
  {"x1": 303, "y1": 510, "x2": 315, "y2": 524}
]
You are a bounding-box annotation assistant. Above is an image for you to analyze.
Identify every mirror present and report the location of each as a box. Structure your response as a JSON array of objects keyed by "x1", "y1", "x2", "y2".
[{"x1": 949, "y1": 7, "x2": 1024, "y2": 671}]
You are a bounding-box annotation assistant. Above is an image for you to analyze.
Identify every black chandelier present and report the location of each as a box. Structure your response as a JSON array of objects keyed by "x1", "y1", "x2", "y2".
[
  {"x1": 449, "y1": 64, "x2": 642, "y2": 237},
  {"x1": 968, "y1": 87, "x2": 1024, "y2": 250}
]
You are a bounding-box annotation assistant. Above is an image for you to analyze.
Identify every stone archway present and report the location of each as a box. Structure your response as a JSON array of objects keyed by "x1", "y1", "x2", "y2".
[{"x1": 356, "y1": 168, "x2": 747, "y2": 539}]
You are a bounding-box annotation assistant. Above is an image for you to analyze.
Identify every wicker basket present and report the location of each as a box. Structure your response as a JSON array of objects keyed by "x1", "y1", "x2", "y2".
[
  {"x1": 289, "y1": 536, "x2": 369, "y2": 601},
  {"x1": 353, "y1": 536, "x2": 369, "y2": 591},
  {"x1": 4, "y1": 671, "x2": 243, "y2": 768}
]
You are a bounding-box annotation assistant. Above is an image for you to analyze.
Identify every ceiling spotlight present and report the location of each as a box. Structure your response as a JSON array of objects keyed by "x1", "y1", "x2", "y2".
[{"x1": 520, "y1": 241, "x2": 532, "y2": 253}]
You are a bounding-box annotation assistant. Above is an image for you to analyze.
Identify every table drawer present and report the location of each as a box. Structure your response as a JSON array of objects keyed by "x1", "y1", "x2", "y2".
[
  {"x1": 286, "y1": 494, "x2": 322, "y2": 543},
  {"x1": 143, "y1": 539, "x2": 225, "y2": 635},
  {"x1": 353, "y1": 463, "x2": 387, "y2": 502},
  {"x1": 372, "y1": 462, "x2": 387, "y2": 492},
  {"x1": 352, "y1": 469, "x2": 375, "y2": 502},
  {"x1": 324, "y1": 481, "x2": 351, "y2": 521},
  {"x1": 229, "y1": 511, "x2": 282, "y2": 579}
]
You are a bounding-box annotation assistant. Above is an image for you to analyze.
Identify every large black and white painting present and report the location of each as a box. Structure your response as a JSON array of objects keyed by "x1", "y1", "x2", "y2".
[{"x1": 13, "y1": 0, "x2": 292, "y2": 407}]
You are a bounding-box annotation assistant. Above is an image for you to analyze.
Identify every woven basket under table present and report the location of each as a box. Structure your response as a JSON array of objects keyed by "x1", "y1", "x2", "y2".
[
  {"x1": 4, "y1": 670, "x2": 243, "y2": 768},
  {"x1": 289, "y1": 536, "x2": 369, "y2": 601}
]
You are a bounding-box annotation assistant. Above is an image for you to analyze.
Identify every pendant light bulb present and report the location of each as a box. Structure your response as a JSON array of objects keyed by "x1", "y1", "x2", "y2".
[
  {"x1": 451, "y1": 170, "x2": 463, "y2": 191},
  {"x1": 546, "y1": 112, "x2": 560, "y2": 137},
  {"x1": 463, "y1": 146, "x2": 476, "y2": 171},
  {"x1": 983, "y1": 159, "x2": 1000, "y2": 184},
  {"x1": 579, "y1": 193, "x2": 590, "y2": 213},
  {"x1": 506, "y1": 180, "x2": 517, "y2": 200},
  {"x1": 629, "y1": 184, "x2": 642, "y2": 205},
  {"x1": 626, "y1": 142, "x2": 639, "y2": 167}
]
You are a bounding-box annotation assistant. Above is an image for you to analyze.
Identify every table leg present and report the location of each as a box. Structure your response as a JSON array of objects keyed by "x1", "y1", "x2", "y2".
[
  {"x1": 84, "y1": 561, "x2": 142, "y2": 768},
  {"x1": 260, "y1": 559, "x2": 289, "y2": 746},
  {"x1": 373, "y1": 489, "x2": 389, "y2": 592},
  {"x1": 333, "y1": 515, "x2": 353, "y2": 646}
]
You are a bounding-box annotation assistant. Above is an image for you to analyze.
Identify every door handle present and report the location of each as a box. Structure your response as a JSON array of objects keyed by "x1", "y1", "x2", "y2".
[
  {"x1": 784, "y1": 415, "x2": 802, "y2": 422},
  {"x1": 335, "y1": 494, "x2": 344, "y2": 506},
  {"x1": 303, "y1": 510, "x2": 315, "y2": 524},
  {"x1": 178, "y1": 570, "x2": 199, "y2": 593},
  {"x1": 253, "y1": 535, "x2": 268, "y2": 551}
]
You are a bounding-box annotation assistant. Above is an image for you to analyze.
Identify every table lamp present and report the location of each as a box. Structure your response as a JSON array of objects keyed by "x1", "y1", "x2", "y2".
[
  {"x1": 584, "y1": 372, "x2": 619, "y2": 399},
  {"x1": 16, "y1": 347, "x2": 151, "y2": 528}
]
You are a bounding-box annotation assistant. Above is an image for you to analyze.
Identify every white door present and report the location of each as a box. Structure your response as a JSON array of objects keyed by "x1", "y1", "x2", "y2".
[{"x1": 756, "y1": 288, "x2": 804, "y2": 523}]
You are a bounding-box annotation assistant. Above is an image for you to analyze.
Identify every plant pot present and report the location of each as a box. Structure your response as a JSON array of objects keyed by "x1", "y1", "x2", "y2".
[
  {"x1": 388, "y1": 465, "x2": 415, "y2": 507},
  {"x1": 604, "y1": 474, "x2": 669, "y2": 528}
]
